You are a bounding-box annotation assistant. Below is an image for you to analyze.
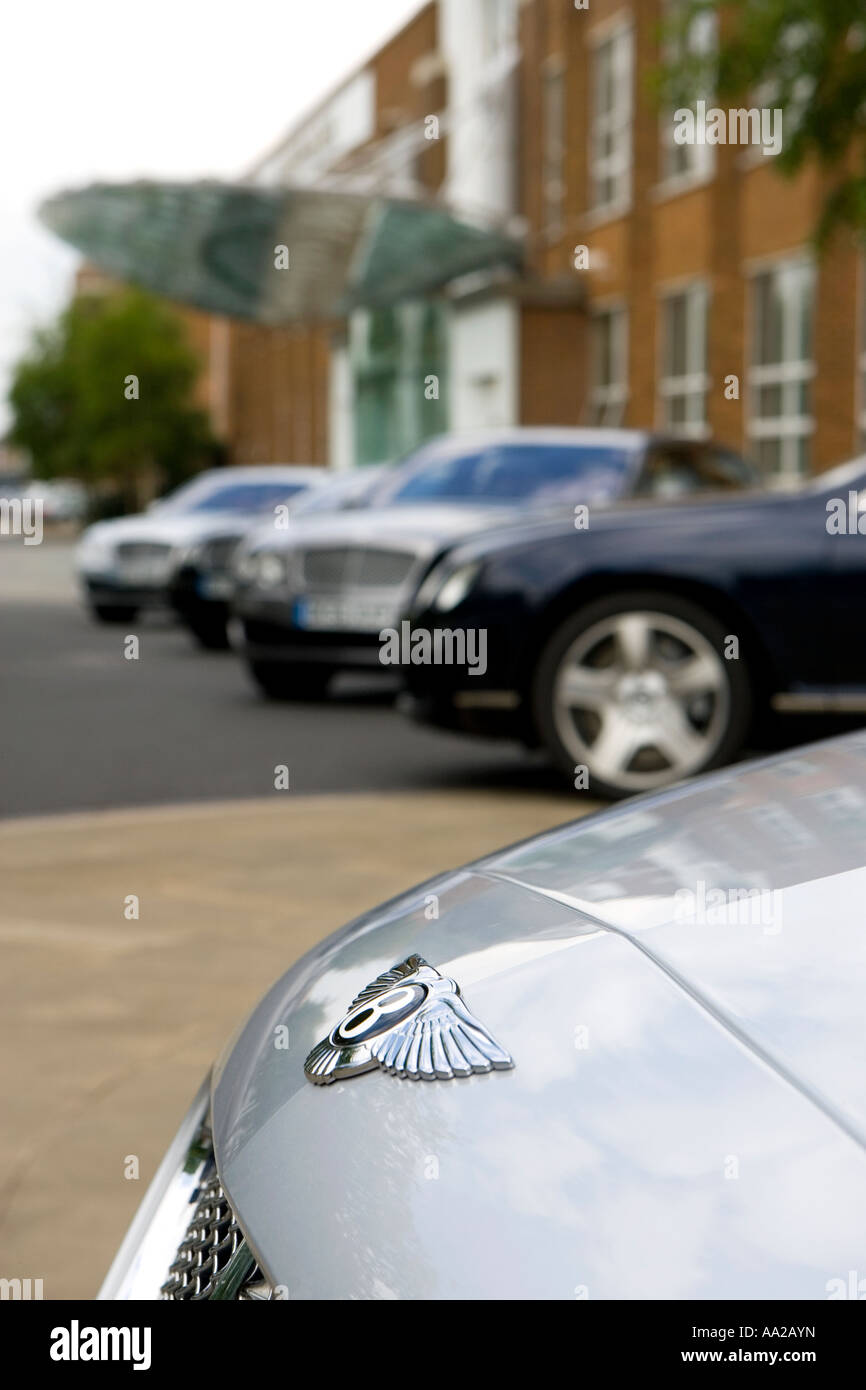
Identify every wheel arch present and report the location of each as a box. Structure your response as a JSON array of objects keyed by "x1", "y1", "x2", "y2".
[{"x1": 521, "y1": 571, "x2": 780, "y2": 711}]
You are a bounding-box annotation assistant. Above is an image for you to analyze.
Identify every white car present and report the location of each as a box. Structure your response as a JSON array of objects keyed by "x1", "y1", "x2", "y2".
[
  {"x1": 21, "y1": 477, "x2": 88, "y2": 522},
  {"x1": 76, "y1": 466, "x2": 326, "y2": 624},
  {"x1": 171, "y1": 466, "x2": 389, "y2": 649}
]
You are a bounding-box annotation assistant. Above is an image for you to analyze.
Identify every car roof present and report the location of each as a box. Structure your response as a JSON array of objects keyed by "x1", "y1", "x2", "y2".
[
  {"x1": 193, "y1": 465, "x2": 327, "y2": 484},
  {"x1": 419, "y1": 428, "x2": 652, "y2": 454}
]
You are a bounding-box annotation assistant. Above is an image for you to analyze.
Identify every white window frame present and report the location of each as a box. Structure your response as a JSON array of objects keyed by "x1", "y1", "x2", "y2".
[
  {"x1": 657, "y1": 3, "x2": 717, "y2": 194},
  {"x1": 747, "y1": 255, "x2": 815, "y2": 480},
  {"x1": 481, "y1": 0, "x2": 518, "y2": 62},
  {"x1": 542, "y1": 54, "x2": 566, "y2": 241},
  {"x1": 589, "y1": 303, "x2": 629, "y2": 426},
  {"x1": 589, "y1": 20, "x2": 634, "y2": 219},
  {"x1": 657, "y1": 281, "x2": 710, "y2": 439}
]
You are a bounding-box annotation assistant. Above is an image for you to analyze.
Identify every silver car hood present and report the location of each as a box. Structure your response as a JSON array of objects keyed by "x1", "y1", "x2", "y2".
[
  {"x1": 243, "y1": 503, "x2": 525, "y2": 557},
  {"x1": 212, "y1": 734, "x2": 866, "y2": 1299},
  {"x1": 79, "y1": 511, "x2": 261, "y2": 549}
]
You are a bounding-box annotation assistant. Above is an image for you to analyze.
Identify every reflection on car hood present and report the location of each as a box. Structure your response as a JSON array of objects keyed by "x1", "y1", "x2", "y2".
[
  {"x1": 79, "y1": 511, "x2": 261, "y2": 549},
  {"x1": 434, "y1": 486, "x2": 788, "y2": 566},
  {"x1": 243, "y1": 503, "x2": 544, "y2": 555},
  {"x1": 212, "y1": 732, "x2": 866, "y2": 1299}
]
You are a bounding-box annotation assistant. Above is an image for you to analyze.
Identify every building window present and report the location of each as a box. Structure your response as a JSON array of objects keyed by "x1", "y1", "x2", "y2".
[
  {"x1": 749, "y1": 259, "x2": 815, "y2": 478},
  {"x1": 542, "y1": 58, "x2": 566, "y2": 239},
  {"x1": 658, "y1": 284, "x2": 709, "y2": 437},
  {"x1": 660, "y1": 3, "x2": 716, "y2": 185},
  {"x1": 590, "y1": 24, "x2": 633, "y2": 215},
  {"x1": 481, "y1": 0, "x2": 517, "y2": 60},
  {"x1": 589, "y1": 306, "x2": 628, "y2": 426},
  {"x1": 352, "y1": 302, "x2": 448, "y2": 467}
]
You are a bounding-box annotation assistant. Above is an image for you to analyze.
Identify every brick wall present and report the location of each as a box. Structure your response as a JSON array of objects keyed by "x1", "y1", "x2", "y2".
[{"x1": 517, "y1": 0, "x2": 860, "y2": 471}]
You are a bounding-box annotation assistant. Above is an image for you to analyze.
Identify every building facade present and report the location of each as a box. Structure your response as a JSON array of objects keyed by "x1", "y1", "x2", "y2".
[
  {"x1": 519, "y1": 0, "x2": 862, "y2": 479},
  {"x1": 198, "y1": 0, "x2": 863, "y2": 480}
]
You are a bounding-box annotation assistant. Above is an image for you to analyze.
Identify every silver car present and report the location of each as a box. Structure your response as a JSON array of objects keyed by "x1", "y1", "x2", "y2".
[
  {"x1": 76, "y1": 466, "x2": 326, "y2": 625},
  {"x1": 100, "y1": 732, "x2": 866, "y2": 1300},
  {"x1": 170, "y1": 467, "x2": 391, "y2": 650}
]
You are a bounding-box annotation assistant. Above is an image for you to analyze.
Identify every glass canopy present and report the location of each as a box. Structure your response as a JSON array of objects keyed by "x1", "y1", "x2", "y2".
[{"x1": 39, "y1": 180, "x2": 523, "y2": 325}]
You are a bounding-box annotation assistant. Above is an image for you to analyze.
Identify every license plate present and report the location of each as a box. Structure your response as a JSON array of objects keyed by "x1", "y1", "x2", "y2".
[
  {"x1": 293, "y1": 596, "x2": 396, "y2": 633},
  {"x1": 119, "y1": 560, "x2": 166, "y2": 585},
  {"x1": 197, "y1": 574, "x2": 234, "y2": 600}
]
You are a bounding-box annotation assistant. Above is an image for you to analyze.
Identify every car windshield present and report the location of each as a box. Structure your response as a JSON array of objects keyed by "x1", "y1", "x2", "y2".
[
  {"x1": 292, "y1": 468, "x2": 389, "y2": 515},
  {"x1": 371, "y1": 443, "x2": 636, "y2": 507},
  {"x1": 160, "y1": 478, "x2": 311, "y2": 515}
]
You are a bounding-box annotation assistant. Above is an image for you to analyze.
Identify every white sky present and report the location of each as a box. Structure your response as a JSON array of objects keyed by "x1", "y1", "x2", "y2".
[{"x1": 0, "y1": 0, "x2": 422, "y2": 433}]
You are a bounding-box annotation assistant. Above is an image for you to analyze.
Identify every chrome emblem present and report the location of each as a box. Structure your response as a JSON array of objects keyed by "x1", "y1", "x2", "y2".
[{"x1": 304, "y1": 954, "x2": 514, "y2": 1085}]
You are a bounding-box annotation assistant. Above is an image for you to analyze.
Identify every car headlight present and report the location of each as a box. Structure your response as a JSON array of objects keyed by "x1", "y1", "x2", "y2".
[
  {"x1": 243, "y1": 550, "x2": 288, "y2": 589},
  {"x1": 76, "y1": 537, "x2": 114, "y2": 573},
  {"x1": 415, "y1": 560, "x2": 482, "y2": 614},
  {"x1": 184, "y1": 536, "x2": 240, "y2": 571},
  {"x1": 175, "y1": 540, "x2": 203, "y2": 567}
]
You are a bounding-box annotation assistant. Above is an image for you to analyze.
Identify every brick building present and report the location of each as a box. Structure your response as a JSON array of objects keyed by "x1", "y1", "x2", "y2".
[
  {"x1": 520, "y1": 0, "x2": 862, "y2": 480},
  {"x1": 188, "y1": 0, "x2": 864, "y2": 480},
  {"x1": 202, "y1": 1, "x2": 448, "y2": 469}
]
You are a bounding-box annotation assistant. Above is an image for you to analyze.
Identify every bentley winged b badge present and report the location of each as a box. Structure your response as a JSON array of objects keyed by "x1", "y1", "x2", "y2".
[{"x1": 304, "y1": 955, "x2": 514, "y2": 1085}]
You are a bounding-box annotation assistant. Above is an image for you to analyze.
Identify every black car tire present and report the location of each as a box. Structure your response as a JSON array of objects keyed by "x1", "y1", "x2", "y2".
[
  {"x1": 533, "y1": 591, "x2": 751, "y2": 800},
  {"x1": 91, "y1": 603, "x2": 139, "y2": 624},
  {"x1": 247, "y1": 660, "x2": 332, "y2": 702},
  {"x1": 187, "y1": 615, "x2": 231, "y2": 651}
]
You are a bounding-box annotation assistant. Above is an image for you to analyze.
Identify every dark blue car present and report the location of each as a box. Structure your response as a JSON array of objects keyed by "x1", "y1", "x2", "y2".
[{"x1": 401, "y1": 454, "x2": 866, "y2": 798}]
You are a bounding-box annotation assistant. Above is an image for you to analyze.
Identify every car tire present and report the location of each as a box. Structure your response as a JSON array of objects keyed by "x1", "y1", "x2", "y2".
[
  {"x1": 188, "y1": 616, "x2": 231, "y2": 651},
  {"x1": 91, "y1": 603, "x2": 138, "y2": 624},
  {"x1": 247, "y1": 660, "x2": 332, "y2": 702},
  {"x1": 533, "y1": 591, "x2": 751, "y2": 800}
]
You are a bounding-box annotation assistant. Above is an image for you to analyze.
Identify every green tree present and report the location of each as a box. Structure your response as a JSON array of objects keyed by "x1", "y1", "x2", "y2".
[
  {"x1": 657, "y1": 1, "x2": 866, "y2": 243},
  {"x1": 8, "y1": 287, "x2": 219, "y2": 508}
]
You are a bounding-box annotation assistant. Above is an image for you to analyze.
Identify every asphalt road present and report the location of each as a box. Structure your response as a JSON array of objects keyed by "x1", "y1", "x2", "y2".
[
  {"x1": 1, "y1": 539, "x2": 851, "y2": 818},
  {"x1": 0, "y1": 596, "x2": 572, "y2": 817}
]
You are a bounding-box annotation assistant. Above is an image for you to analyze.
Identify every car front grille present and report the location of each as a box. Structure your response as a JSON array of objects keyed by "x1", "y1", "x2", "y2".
[
  {"x1": 301, "y1": 546, "x2": 417, "y2": 589},
  {"x1": 200, "y1": 536, "x2": 240, "y2": 570},
  {"x1": 114, "y1": 541, "x2": 176, "y2": 582},
  {"x1": 160, "y1": 1144, "x2": 274, "y2": 1300},
  {"x1": 116, "y1": 542, "x2": 173, "y2": 563},
  {"x1": 99, "y1": 1081, "x2": 276, "y2": 1301}
]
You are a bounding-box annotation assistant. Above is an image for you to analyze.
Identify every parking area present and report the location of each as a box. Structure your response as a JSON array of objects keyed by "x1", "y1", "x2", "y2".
[{"x1": 0, "y1": 538, "x2": 573, "y2": 817}]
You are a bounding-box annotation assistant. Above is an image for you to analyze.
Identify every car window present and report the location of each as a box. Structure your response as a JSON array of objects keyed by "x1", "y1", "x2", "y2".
[
  {"x1": 702, "y1": 445, "x2": 758, "y2": 488},
  {"x1": 636, "y1": 443, "x2": 753, "y2": 498},
  {"x1": 374, "y1": 443, "x2": 635, "y2": 507},
  {"x1": 292, "y1": 468, "x2": 389, "y2": 514},
  {"x1": 185, "y1": 482, "x2": 310, "y2": 514}
]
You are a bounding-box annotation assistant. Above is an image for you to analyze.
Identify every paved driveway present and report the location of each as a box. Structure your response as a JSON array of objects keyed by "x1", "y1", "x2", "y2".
[{"x1": 0, "y1": 791, "x2": 595, "y2": 1298}]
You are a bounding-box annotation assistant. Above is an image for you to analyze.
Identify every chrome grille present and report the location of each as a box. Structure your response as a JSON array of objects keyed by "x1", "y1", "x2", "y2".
[
  {"x1": 200, "y1": 536, "x2": 240, "y2": 570},
  {"x1": 302, "y1": 548, "x2": 352, "y2": 586},
  {"x1": 116, "y1": 542, "x2": 173, "y2": 562},
  {"x1": 358, "y1": 549, "x2": 417, "y2": 586},
  {"x1": 160, "y1": 1151, "x2": 273, "y2": 1300},
  {"x1": 301, "y1": 546, "x2": 416, "y2": 589}
]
